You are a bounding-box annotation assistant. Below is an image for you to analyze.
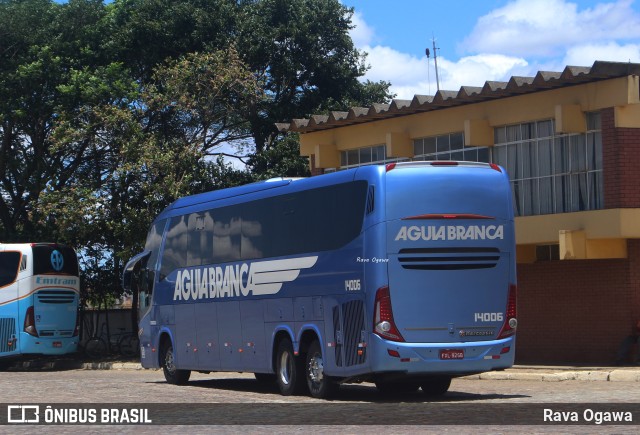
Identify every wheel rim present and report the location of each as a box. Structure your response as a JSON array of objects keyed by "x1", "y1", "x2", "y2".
[
  {"x1": 308, "y1": 352, "x2": 324, "y2": 384},
  {"x1": 279, "y1": 350, "x2": 292, "y2": 386},
  {"x1": 165, "y1": 347, "x2": 176, "y2": 375}
]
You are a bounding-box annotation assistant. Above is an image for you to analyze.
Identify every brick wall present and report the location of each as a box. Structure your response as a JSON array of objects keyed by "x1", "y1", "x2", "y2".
[
  {"x1": 309, "y1": 155, "x2": 324, "y2": 176},
  {"x1": 516, "y1": 239, "x2": 640, "y2": 364},
  {"x1": 521, "y1": 107, "x2": 640, "y2": 364},
  {"x1": 602, "y1": 107, "x2": 640, "y2": 208}
]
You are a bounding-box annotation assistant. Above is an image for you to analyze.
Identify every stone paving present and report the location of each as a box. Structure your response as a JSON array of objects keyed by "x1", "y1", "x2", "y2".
[{"x1": 11, "y1": 357, "x2": 640, "y2": 382}]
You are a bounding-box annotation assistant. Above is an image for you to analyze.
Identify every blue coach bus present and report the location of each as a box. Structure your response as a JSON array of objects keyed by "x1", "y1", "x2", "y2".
[
  {"x1": 123, "y1": 161, "x2": 517, "y2": 398},
  {"x1": 0, "y1": 243, "x2": 80, "y2": 362}
]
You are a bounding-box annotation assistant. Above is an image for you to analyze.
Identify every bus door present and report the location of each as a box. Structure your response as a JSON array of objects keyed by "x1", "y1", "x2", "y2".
[
  {"x1": 384, "y1": 164, "x2": 514, "y2": 345},
  {"x1": 0, "y1": 251, "x2": 21, "y2": 357}
]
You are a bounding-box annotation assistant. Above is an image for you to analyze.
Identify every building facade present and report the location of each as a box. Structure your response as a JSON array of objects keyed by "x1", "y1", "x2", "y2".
[{"x1": 278, "y1": 61, "x2": 640, "y2": 364}]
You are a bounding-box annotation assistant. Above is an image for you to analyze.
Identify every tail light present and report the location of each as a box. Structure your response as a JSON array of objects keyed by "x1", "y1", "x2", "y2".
[
  {"x1": 497, "y1": 284, "x2": 517, "y2": 339},
  {"x1": 73, "y1": 311, "x2": 80, "y2": 337},
  {"x1": 24, "y1": 306, "x2": 39, "y2": 337},
  {"x1": 373, "y1": 286, "x2": 404, "y2": 342}
]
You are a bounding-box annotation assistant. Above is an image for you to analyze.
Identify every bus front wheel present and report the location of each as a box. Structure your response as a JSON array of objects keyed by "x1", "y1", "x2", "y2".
[
  {"x1": 306, "y1": 340, "x2": 338, "y2": 399},
  {"x1": 160, "y1": 341, "x2": 191, "y2": 385},
  {"x1": 275, "y1": 338, "x2": 305, "y2": 395}
]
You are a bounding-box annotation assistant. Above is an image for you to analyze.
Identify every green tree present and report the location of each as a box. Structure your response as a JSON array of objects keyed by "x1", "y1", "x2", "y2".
[
  {"x1": 40, "y1": 48, "x2": 261, "y2": 304},
  {"x1": 246, "y1": 133, "x2": 310, "y2": 179},
  {"x1": 0, "y1": 0, "x2": 393, "y2": 306},
  {"x1": 237, "y1": 0, "x2": 393, "y2": 156},
  {"x1": 0, "y1": 0, "x2": 113, "y2": 240}
]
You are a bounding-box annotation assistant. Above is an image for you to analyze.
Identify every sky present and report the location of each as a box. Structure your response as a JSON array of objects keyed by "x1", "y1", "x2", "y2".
[{"x1": 342, "y1": 0, "x2": 640, "y2": 99}]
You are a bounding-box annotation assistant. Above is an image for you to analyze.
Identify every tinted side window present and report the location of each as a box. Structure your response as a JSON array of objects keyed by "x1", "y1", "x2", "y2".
[
  {"x1": 145, "y1": 220, "x2": 166, "y2": 271},
  {"x1": 158, "y1": 181, "x2": 368, "y2": 274},
  {"x1": 32, "y1": 246, "x2": 79, "y2": 276},
  {"x1": 290, "y1": 181, "x2": 367, "y2": 254},
  {"x1": 209, "y1": 207, "x2": 241, "y2": 264},
  {"x1": 241, "y1": 181, "x2": 367, "y2": 260},
  {"x1": 0, "y1": 252, "x2": 20, "y2": 286},
  {"x1": 242, "y1": 197, "x2": 291, "y2": 260},
  {"x1": 187, "y1": 213, "x2": 210, "y2": 267},
  {"x1": 160, "y1": 215, "x2": 188, "y2": 279},
  {"x1": 142, "y1": 219, "x2": 166, "y2": 296}
]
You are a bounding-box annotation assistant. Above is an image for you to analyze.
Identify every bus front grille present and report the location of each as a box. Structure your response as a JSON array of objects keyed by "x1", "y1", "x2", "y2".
[
  {"x1": 0, "y1": 318, "x2": 17, "y2": 353},
  {"x1": 36, "y1": 290, "x2": 77, "y2": 304},
  {"x1": 398, "y1": 247, "x2": 500, "y2": 270},
  {"x1": 39, "y1": 330, "x2": 74, "y2": 337}
]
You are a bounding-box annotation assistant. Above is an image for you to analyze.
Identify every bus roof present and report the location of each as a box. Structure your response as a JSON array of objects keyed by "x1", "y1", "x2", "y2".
[
  {"x1": 154, "y1": 161, "x2": 506, "y2": 222},
  {"x1": 155, "y1": 168, "x2": 366, "y2": 221},
  {"x1": 0, "y1": 242, "x2": 70, "y2": 251}
]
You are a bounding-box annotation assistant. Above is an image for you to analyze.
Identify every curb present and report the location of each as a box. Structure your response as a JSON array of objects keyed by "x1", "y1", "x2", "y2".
[
  {"x1": 10, "y1": 359, "x2": 143, "y2": 371},
  {"x1": 460, "y1": 368, "x2": 640, "y2": 382}
]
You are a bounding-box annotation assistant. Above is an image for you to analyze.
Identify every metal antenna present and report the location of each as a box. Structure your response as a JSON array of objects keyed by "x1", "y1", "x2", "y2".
[{"x1": 432, "y1": 35, "x2": 440, "y2": 92}]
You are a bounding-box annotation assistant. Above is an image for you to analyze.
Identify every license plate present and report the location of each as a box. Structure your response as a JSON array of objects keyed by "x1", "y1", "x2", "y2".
[
  {"x1": 439, "y1": 349, "x2": 464, "y2": 360},
  {"x1": 53, "y1": 341, "x2": 62, "y2": 348}
]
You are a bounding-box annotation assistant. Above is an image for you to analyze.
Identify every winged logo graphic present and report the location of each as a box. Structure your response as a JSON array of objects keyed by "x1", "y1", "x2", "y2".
[
  {"x1": 172, "y1": 256, "x2": 319, "y2": 301},
  {"x1": 247, "y1": 256, "x2": 319, "y2": 296}
]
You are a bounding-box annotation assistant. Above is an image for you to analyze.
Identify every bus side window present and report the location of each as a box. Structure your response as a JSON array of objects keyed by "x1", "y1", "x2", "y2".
[
  {"x1": 159, "y1": 216, "x2": 188, "y2": 281},
  {"x1": 140, "y1": 219, "x2": 165, "y2": 313},
  {"x1": 20, "y1": 255, "x2": 27, "y2": 272},
  {"x1": 209, "y1": 207, "x2": 241, "y2": 264}
]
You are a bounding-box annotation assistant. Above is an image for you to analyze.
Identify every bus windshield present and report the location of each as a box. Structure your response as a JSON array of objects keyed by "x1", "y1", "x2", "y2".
[
  {"x1": 0, "y1": 252, "x2": 20, "y2": 286},
  {"x1": 32, "y1": 245, "x2": 79, "y2": 276}
]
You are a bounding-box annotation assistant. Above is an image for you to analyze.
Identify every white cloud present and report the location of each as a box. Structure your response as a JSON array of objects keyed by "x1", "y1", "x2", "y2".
[
  {"x1": 438, "y1": 55, "x2": 530, "y2": 89},
  {"x1": 349, "y1": 0, "x2": 640, "y2": 101},
  {"x1": 562, "y1": 42, "x2": 640, "y2": 65},
  {"x1": 349, "y1": 11, "x2": 375, "y2": 48},
  {"x1": 361, "y1": 44, "x2": 529, "y2": 99},
  {"x1": 462, "y1": 0, "x2": 640, "y2": 58}
]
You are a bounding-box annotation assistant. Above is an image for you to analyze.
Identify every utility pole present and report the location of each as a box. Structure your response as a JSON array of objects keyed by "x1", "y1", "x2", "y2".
[
  {"x1": 432, "y1": 36, "x2": 440, "y2": 92},
  {"x1": 425, "y1": 36, "x2": 441, "y2": 93}
]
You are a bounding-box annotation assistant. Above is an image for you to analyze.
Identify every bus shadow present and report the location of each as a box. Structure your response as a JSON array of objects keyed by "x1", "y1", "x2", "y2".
[{"x1": 171, "y1": 377, "x2": 529, "y2": 403}]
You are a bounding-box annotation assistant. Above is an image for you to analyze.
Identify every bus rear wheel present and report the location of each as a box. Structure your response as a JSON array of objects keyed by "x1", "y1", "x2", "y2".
[
  {"x1": 275, "y1": 338, "x2": 305, "y2": 396},
  {"x1": 306, "y1": 340, "x2": 338, "y2": 399},
  {"x1": 161, "y1": 341, "x2": 191, "y2": 385},
  {"x1": 421, "y1": 376, "x2": 451, "y2": 396}
]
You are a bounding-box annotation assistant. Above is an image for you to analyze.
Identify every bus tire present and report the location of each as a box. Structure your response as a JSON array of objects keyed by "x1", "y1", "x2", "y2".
[
  {"x1": 275, "y1": 338, "x2": 305, "y2": 396},
  {"x1": 161, "y1": 341, "x2": 191, "y2": 385},
  {"x1": 306, "y1": 340, "x2": 338, "y2": 399},
  {"x1": 421, "y1": 376, "x2": 451, "y2": 396}
]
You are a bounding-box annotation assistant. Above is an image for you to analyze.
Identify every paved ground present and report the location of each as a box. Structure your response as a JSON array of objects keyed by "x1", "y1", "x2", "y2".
[
  {"x1": 11, "y1": 356, "x2": 640, "y2": 382},
  {"x1": 1, "y1": 363, "x2": 639, "y2": 434}
]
